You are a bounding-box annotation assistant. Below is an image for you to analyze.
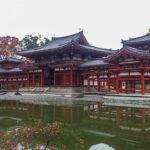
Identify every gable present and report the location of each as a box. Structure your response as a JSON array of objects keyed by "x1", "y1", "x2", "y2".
[{"x1": 106, "y1": 49, "x2": 142, "y2": 64}]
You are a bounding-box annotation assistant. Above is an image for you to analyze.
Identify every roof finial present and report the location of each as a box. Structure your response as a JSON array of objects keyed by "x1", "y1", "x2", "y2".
[{"x1": 78, "y1": 28, "x2": 83, "y2": 32}]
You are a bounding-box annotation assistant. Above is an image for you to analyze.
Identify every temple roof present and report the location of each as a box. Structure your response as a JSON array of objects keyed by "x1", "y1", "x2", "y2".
[
  {"x1": 80, "y1": 59, "x2": 108, "y2": 67},
  {"x1": 122, "y1": 46, "x2": 150, "y2": 56},
  {"x1": 18, "y1": 31, "x2": 114, "y2": 56},
  {"x1": 76, "y1": 44, "x2": 114, "y2": 54},
  {"x1": 0, "y1": 67, "x2": 22, "y2": 74},
  {"x1": 105, "y1": 45, "x2": 150, "y2": 62},
  {"x1": 0, "y1": 57, "x2": 23, "y2": 64},
  {"x1": 122, "y1": 34, "x2": 150, "y2": 45}
]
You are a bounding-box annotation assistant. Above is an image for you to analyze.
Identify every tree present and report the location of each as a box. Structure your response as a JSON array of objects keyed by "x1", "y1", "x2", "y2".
[
  {"x1": 21, "y1": 34, "x2": 50, "y2": 50},
  {"x1": 146, "y1": 28, "x2": 150, "y2": 35},
  {"x1": 0, "y1": 36, "x2": 20, "y2": 58}
]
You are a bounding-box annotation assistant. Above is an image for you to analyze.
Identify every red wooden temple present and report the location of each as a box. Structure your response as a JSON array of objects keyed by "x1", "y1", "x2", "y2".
[
  {"x1": 1, "y1": 31, "x2": 150, "y2": 95},
  {"x1": 81, "y1": 34, "x2": 150, "y2": 95},
  {"x1": 18, "y1": 31, "x2": 113, "y2": 88}
]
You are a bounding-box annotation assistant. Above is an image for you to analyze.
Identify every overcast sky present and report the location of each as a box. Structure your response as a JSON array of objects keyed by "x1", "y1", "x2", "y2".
[{"x1": 0, "y1": 0, "x2": 150, "y2": 49}]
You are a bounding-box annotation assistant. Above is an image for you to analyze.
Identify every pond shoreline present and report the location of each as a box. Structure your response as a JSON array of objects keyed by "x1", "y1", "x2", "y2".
[{"x1": 0, "y1": 93, "x2": 150, "y2": 108}]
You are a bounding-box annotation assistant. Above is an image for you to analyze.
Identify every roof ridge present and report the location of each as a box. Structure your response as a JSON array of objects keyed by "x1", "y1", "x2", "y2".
[
  {"x1": 122, "y1": 34, "x2": 150, "y2": 43},
  {"x1": 123, "y1": 45, "x2": 150, "y2": 54},
  {"x1": 89, "y1": 45, "x2": 113, "y2": 51},
  {"x1": 78, "y1": 44, "x2": 115, "y2": 53},
  {"x1": 52, "y1": 31, "x2": 83, "y2": 40},
  {"x1": 20, "y1": 31, "x2": 83, "y2": 52}
]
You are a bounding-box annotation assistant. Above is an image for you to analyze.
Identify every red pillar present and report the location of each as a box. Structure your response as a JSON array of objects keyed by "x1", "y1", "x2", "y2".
[
  {"x1": 76, "y1": 71, "x2": 79, "y2": 86},
  {"x1": 132, "y1": 80, "x2": 135, "y2": 93},
  {"x1": 108, "y1": 74, "x2": 110, "y2": 92},
  {"x1": 70, "y1": 67, "x2": 73, "y2": 87},
  {"x1": 87, "y1": 77, "x2": 90, "y2": 92},
  {"x1": 27, "y1": 72, "x2": 30, "y2": 87},
  {"x1": 54, "y1": 70, "x2": 56, "y2": 86},
  {"x1": 92, "y1": 77, "x2": 94, "y2": 91},
  {"x1": 32, "y1": 73, "x2": 35, "y2": 87},
  {"x1": 97, "y1": 75, "x2": 100, "y2": 92},
  {"x1": 40, "y1": 70, "x2": 44, "y2": 87},
  {"x1": 125, "y1": 81, "x2": 127, "y2": 94},
  {"x1": 141, "y1": 71, "x2": 145, "y2": 95},
  {"x1": 116, "y1": 74, "x2": 119, "y2": 94},
  {"x1": 63, "y1": 68, "x2": 66, "y2": 86}
]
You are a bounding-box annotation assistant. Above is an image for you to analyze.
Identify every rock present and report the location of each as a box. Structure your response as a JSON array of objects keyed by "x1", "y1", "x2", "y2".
[
  {"x1": 89, "y1": 143, "x2": 115, "y2": 150},
  {"x1": 16, "y1": 143, "x2": 24, "y2": 150}
]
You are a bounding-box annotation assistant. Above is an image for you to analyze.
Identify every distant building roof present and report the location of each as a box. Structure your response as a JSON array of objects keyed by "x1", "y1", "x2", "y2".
[
  {"x1": 18, "y1": 31, "x2": 114, "y2": 56},
  {"x1": 122, "y1": 34, "x2": 150, "y2": 46},
  {"x1": 80, "y1": 59, "x2": 108, "y2": 67}
]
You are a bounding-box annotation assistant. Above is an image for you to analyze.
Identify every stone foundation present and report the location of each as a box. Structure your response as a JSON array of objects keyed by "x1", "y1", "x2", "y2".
[{"x1": 48, "y1": 87, "x2": 84, "y2": 97}]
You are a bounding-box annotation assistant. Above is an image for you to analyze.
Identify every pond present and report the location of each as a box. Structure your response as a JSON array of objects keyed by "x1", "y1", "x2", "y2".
[
  {"x1": 0, "y1": 116, "x2": 23, "y2": 131},
  {"x1": 0, "y1": 100, "x2": 150, "y2": 150}
]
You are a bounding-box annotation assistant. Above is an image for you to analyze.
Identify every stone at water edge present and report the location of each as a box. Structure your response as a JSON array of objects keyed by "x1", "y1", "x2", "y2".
[
  {"x1": 89, "y1": 143, "x2": 115, "y2": 150},
  {"x1": 16, "y1": 143, "x2": 24, "y2": 150}
]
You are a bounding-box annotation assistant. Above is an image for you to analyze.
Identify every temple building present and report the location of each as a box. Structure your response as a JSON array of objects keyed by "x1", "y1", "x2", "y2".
[
  {"x1": 81, "y1": 34, "x2": 150, "y2": 95},
  {"x1": 1, "y1": 31, "x2": 150, "y2": 96},
  {"x1": 18, "y1": 31, "x2": 114, "y2": 88},
  {"x1": 0, "y1": 57, "x2": 27, "y2": 90}
]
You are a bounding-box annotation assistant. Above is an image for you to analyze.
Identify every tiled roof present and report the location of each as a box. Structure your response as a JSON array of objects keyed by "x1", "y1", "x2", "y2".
[
  {"x1": 80, "y1": 59, "x2": 108, "y2": 67},
  {"x1": 122, "y1": 34, "x2": 150, "y2": 45},
  {"x1": 18, "y1": 31, "x2": 86, "y2": 55},
  {"x1": 123, "y1": 46, "x2": 150, "y2": 56},
  {"x1": 105, "y1": 46, "x2": 150, "y2": 62},
  {"x1": 77, "y1": 44, "x2": 114, "y2": 54},
  {"x1": 18, "y1": 31, "x2": 114, "y2": 56},
  {"x1": 0, "y1": 67, "x2": 22, "y2": 73},
  {"x1": 0, "y1": 57, "x2": 23, "y2": 63}
]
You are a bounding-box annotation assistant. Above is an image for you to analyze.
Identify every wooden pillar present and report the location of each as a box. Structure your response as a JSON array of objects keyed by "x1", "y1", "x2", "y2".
[
  {"x1": 76, "y1": 71, "x2": 79, "y2": 86},
  {"x1": 70, "y1": 67, "x2": 73, "y2": 86},
  {"x1": 27, "y1": 72, "x2": 30, "y2": 87},
  {"x1": 63, "y1": 68, "x2": 66, "y2": 86},
  {"x1": 108, "y1": 74, "x2": 110, "y2": 92},
  {"x1": 97, "y1": 75, "x2": 100, "y2": 92},
  {"x1": 125, "y1": 81, "x2": 127, "y2": 94},
  {"x1": 40, "y1": 72, "x2": 43, "y2": 87},
  {"x1": 87, "y1": 77, "x2": 90, "y2": 92},
  {"x1": 40, "y1": 71, "x2": 44, "y2": 87},
  {"x1": 141, "y1": 71, "x2": 145, "y2": 95},
  {"x1": 92, "y1": 77, "x2": 94, "y2": 92},
  {"x1": 116, "y1": 74, "x2": 119, "y2": 94},
  {"x1": 132, "y1": 80, "x2": 135, "y2": 93},
  {"x1": 6, "y1": 74, "x2": 8, "y2": 90},
  {"x1": 32, "y1": 72, "x2": 35, "y2": 87},
  {"x1": 53, "y1": 70, "x2": 56, "y2": 86}
]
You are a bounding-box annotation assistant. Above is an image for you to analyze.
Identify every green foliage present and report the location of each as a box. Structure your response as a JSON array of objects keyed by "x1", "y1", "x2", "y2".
[
  {"x1": 146, "y1": 28, "x2": 150, "y2": 35},
  {"x1": 21, "y1": 34, "x2": 50, "y2": 50}
]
